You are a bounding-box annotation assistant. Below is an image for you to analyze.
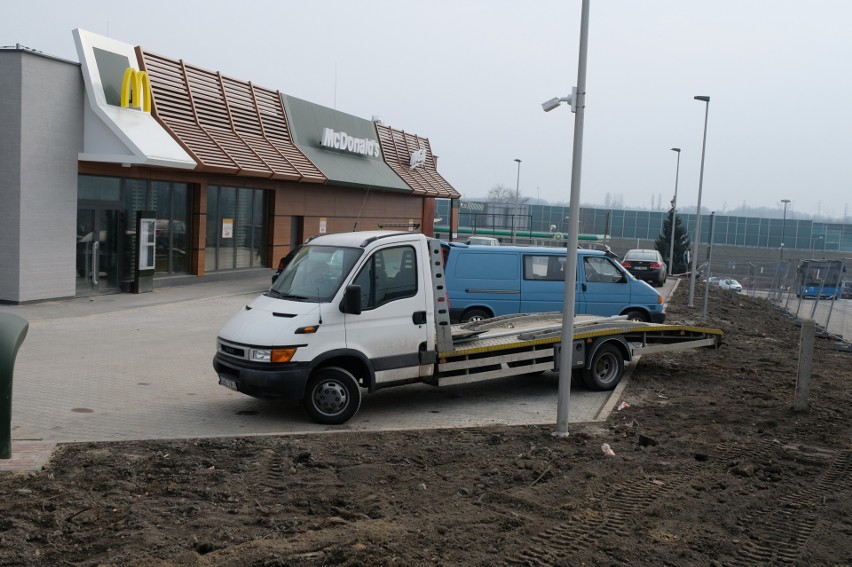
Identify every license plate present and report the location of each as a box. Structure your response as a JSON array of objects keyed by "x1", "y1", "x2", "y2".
[
  {"x1": 634, "y1": 266, "x2": 647, "y2": 270},
  {"x1": 219, "y1": 377, "x2": 238, "y2": 391}
]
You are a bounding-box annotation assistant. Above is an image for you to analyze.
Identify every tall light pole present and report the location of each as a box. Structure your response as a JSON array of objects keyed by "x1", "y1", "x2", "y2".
[
  {"x1": 688, "y1": 96, "x2": 710, "y2": 308},
  {"x1": 667, "y1": 148, "x2": 681, "y2": 276},
  {"x1": 541, "y1": 0, "x2": 589, "y2": 437},
  {"x1": 780, "y1": 199, "x2": 791, "y2": 260},
  {"x1": 514, "y1": 158, "x2": 522, "y2": 201}
]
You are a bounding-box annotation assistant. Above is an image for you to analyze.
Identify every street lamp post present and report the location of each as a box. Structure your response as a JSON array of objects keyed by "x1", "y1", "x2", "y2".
[
  {"x1": 667, "y1": 148, "x2": 681, "y2": 276},
  {"x1": 541, "y1": 0, "x2": 589, "y2": 438},
  {"x1": 514, "y1": 158, "x2": 522, "y2": 201},
  {"x1": 512, "y1": 158, "x2": 522, "y2": 244},
  {"x1": 688, "y1": 96, "x2": 710, "y2": 308},
  {"x1": 780, "y1": 199, "x2": 791, "y2": 260}
]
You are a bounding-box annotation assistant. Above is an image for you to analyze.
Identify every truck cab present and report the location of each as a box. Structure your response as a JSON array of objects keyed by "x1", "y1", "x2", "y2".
[{"x1": 214, "y1": 231, "x2": 439, "y2": 424}]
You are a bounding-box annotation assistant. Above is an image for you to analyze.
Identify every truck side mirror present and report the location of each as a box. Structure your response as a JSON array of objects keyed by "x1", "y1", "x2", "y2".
[{"x1": 340, "y1": 285, "x2": 362, "y2": 315}]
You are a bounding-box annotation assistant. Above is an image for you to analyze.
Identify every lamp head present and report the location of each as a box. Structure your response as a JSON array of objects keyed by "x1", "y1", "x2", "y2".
[
  {"x1": 514, "y1": 158, "x2": 522, "y2": 164},
  {"x1": 671, "y1": 147, "x2": 681, "y2": 153},
  {"x1": 694, "y1": 95, "x2": 710, "y2": 102},
  {"x1": 541, "y1": 97, "x2": 562, "y2": 112}
]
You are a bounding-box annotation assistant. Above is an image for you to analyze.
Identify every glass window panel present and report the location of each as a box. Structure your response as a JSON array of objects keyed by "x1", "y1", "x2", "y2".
[
  {"x1": 234, "y1": 188, "x2": 251, "y2": 269},
  {"x1": 172, "y1": 184, "x2": 190, "y2": 274},
  {"x1": 252, "y1": 189, "x2": 266, "y2": 267},
  {"x1": 78, "y1": 175, "x2": 121, "y2": 202},
  {"x1": 219, "y1": 187, "x2": 237, "y2": 269},
  {"x1": 206, "y1": 186, "x2": 219, "y2": 272}
]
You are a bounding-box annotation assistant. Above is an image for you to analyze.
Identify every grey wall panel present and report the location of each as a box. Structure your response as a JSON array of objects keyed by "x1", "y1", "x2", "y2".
[{"x1": 17, "y1": 54, "x2": 82, "y2": 302}]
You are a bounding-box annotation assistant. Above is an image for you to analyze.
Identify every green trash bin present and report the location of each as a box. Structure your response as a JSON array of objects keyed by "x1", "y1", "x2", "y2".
[{"x1": 0, "y1": 313, "x2": 28, "y2": 459}]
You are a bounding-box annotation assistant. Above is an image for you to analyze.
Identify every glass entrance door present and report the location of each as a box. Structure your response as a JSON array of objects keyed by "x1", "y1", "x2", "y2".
[{"x1": 76, "y1": 207, "x2": 122, "y2": 295}]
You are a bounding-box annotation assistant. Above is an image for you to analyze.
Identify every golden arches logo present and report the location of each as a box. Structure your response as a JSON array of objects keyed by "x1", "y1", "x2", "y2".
[{"x1": 120, "y1": 68, "x2": 151, "y2": 112}]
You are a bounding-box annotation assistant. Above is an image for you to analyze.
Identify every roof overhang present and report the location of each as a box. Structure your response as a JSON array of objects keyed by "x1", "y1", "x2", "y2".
[{"x1": 73, "y1": 29, "x2": 196, "y2": 169}]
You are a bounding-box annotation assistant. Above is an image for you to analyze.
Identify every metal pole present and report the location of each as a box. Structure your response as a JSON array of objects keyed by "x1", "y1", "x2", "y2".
[
  {"x1": 780, "y1": 199, "x2": 790, "y2": 260},
  {"x1": 702, "y1": 212, "x2": 715, "y2": 321},
  {"x1": 554, "y1": 0, "x2": 590, "y2": 437},
  {"x1": 513, "y1": 159, "x2": 522, "y2": 244},
  {"x1": 668, "y1": 148, "x2": 681, "y2": 276},
  {"x1": 514, "y1": 158, "x2": 522, "y2": 201},
  {"x1": 688, "y1": 96, "x2": 710, "y2": 307}
]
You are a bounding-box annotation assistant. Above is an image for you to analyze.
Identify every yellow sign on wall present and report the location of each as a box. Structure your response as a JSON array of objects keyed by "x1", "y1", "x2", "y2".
[{"x1": 120, "y1": 68, "x2": 152, "y2": 112}]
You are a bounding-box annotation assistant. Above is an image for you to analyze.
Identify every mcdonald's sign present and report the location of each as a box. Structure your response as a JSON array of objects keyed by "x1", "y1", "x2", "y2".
[{"x1": 120, "y1": 68, "x2": 152, "y2": 112}]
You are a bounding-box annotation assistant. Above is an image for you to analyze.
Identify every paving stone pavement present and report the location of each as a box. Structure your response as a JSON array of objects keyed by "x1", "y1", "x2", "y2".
[{"x1": 0, "y1": 272, "x2": 628, "y2": 466}]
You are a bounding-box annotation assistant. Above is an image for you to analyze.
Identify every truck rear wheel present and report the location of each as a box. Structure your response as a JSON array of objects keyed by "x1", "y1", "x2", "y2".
[
  {"x1": 303, "y1": 367, "x2": 362, "y2": 425},
  {"x1": 582, "y1": 344, "x2": 624, "y2": 391}
]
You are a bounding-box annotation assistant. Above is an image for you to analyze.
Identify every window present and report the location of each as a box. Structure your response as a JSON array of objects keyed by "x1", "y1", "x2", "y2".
[
  {"x1": 352, "y1": 246, "x2": 418, "y2": 309},
  {"x1": 584, "y1": 256, "x2": 625, "y2": 283},
  {"x1": 206, "y1": 185, "x2": 268, "y2": 271},
  {"x1": 524, "y1": 255, "x2": 564, "y2": 281}
]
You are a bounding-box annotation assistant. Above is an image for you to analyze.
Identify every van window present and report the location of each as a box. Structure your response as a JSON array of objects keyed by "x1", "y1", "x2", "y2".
[
  {"x1": 584, "y1": 256, "x2": 625, "y2": 283},
  {"x1": 453, "y1": 252, "x2": 518, "y2": 280},
  {"x1": 352, "y1": 245, "x2": 418, "y2": 309},
  {"x1": 524, "y1": 255, "x2": 564, "y2": 281}
]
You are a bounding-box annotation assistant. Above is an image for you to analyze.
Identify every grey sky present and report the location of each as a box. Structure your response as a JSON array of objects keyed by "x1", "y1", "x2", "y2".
[{"x1": 4, "y1": 1, "x2": 850, "y2": 219}]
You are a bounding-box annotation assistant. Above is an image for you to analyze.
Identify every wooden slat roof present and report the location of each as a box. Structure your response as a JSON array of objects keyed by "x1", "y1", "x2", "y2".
[
  {"x1": 376, "y1": 124, "x2": 460, "y2": 199},
  {"x1": 138, "y1": 48, "x2": 326, "y2": 183}
]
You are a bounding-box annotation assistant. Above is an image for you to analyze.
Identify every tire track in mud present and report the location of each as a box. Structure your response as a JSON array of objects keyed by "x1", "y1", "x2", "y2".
[
  {"x1": 504, "y1": 440, "x2": 839, "y2": 566},
  {"x1": 729, "y1": 447, "x2": 851, "y2": 566}
]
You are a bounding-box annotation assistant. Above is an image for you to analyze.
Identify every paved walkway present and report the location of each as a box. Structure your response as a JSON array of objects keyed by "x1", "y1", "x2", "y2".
[{"x1": 0, "y1": 273, "x2": 645, "y2": 470}]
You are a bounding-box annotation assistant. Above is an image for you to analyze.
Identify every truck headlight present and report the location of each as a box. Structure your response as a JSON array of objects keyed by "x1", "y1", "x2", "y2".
[{"x1": 249, "y1": 347, "x2": 297, "y2": 363}]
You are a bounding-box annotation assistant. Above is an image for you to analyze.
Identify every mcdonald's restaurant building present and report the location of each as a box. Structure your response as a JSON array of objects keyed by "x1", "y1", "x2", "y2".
[{"x1": 0, "y1": 29, "x2": 461, "y2": 304}]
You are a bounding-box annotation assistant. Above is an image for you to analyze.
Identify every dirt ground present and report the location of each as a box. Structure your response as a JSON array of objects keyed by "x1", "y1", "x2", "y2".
[{"x1": 2, "y1": 281, "x2": 851, "y2": 566}]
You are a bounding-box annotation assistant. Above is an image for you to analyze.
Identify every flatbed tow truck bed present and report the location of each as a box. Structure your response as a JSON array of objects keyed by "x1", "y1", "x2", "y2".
[{"x1": 434, "y1": 313, "x2": 723, "y2": 387}]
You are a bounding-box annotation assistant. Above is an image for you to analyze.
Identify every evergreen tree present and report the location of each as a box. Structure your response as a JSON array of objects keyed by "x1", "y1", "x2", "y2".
[{"x1": 655, "y1": 206, "x2": 691, "y2": 274}]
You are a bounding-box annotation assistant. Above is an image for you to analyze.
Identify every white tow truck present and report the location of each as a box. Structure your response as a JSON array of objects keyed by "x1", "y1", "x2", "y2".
[{"x1": 214, "y1": 231, "x2": 722, "y2": 424}]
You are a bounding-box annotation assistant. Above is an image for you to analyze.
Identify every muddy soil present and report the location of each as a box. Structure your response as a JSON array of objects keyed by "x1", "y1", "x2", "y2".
[{"x1": 1, "y1": 282, "x2": 851, "y2": 566}]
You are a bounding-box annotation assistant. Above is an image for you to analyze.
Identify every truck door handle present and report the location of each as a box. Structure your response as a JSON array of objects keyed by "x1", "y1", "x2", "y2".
[
  {"x1": 412, "y1": 311, "x2": 427, "y2": 325},
  {"x1": 582, "y1": 283, "x2": 587, "y2": 292}
]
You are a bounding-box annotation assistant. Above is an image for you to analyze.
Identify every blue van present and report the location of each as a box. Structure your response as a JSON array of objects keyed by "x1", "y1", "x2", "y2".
[{"x1": 444, "y1": 244, "x2": 666, "y2": 324}]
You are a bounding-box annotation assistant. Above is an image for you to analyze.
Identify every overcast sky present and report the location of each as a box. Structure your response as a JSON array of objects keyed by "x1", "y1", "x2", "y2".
[{"x1": 4, "y1": 1, "x2": 851, "y2": 220}]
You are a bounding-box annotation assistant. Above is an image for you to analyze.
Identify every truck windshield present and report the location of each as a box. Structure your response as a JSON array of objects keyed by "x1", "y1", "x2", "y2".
[{"x1": 269, "y1": 245, "x2": 363, "y2": 302}]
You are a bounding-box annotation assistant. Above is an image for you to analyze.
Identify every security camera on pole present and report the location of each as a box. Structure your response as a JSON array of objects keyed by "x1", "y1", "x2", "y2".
[{"x1": 541, "y1": 0, "x2": 589, "y2": 438}]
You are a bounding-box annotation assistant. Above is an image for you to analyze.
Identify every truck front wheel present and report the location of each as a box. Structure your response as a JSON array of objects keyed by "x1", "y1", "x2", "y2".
[
  {"x1": 303, "y1": 367, "x2": 362, "y2": 425},
  {"x1": 582, "y1": 344, "x2": 624, "y2": 391}
]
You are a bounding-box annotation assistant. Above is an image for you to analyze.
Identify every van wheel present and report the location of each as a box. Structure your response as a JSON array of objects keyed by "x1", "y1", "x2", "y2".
[
  {"x1": 623, "y1": 309, "x2": 649, "y2": 322},
  {"x1": 303, "y1": 367, "x2": 362, "y2": 425},
  {"x1": 461, "y1": 308, "x2": 491, "y2": 323},
  {"x1": 582, "y1": 344, "x2": 624, "y2": 391}
]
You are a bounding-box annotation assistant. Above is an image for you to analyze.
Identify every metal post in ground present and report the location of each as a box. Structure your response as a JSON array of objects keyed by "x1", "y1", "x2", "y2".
[
  {"x1": 794, "y1": 319, "x2": 815, "y2": 412},
  {"x1": 702, "y1": 212, "x2": 715, "y2": 321}
]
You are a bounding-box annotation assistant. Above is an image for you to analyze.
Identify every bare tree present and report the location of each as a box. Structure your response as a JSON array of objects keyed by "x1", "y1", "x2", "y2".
[{"x1": 487, "y1": 184, "x2": 528, "y2": 203}]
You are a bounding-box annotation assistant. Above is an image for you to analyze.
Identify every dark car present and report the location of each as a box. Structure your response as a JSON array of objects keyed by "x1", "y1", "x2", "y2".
[
  {"x1": 271, "y1": 245, "x2": 303, "y2": 283},
  {"x1": 621, "y1": 249, "x2": 667, "y2": 287}
]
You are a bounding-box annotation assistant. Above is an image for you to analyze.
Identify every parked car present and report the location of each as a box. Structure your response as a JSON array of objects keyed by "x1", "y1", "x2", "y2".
[
  {"x1": 718, "y1": 278, "x2": 743, "y2": 292},
  {"x1": 620, "y1": 249, "x2": 667, "y2": 287},
  {"x1": 842, "y1": 281, "x2": 852, "y2": 299},
  {"x1": 443, "y1": 244, "x2": 666, "y2": 324},
  {"x1": 465, "y1": 236, "x2": 500, "y2": 246},
  {"x1": 271, "y1": 245, "x2": 303, "y2": 283}
]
